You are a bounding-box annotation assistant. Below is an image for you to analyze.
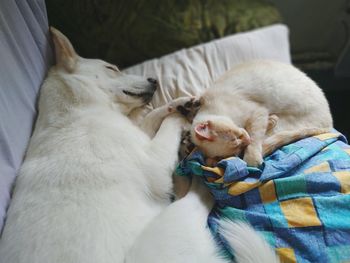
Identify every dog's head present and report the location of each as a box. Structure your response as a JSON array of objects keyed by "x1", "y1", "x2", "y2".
[{"x1": 50, "y1": 27, "x2": 157, "y2": 114}]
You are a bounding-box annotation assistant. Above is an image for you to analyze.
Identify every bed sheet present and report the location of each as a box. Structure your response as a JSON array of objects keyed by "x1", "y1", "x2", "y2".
[{"x1": 0, "y1": 0, "x2": 52, "y2": 231}]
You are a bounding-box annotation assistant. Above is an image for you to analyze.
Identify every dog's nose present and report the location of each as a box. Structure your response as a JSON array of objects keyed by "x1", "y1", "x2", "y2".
[{"x1": 147, "y1": 78, "x2": 158, "y2": 86}]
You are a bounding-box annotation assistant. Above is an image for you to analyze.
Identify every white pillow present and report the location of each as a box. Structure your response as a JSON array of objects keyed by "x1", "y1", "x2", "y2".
[{"x1": 124, "y1": 24, "x2": 290, "y2": 112}]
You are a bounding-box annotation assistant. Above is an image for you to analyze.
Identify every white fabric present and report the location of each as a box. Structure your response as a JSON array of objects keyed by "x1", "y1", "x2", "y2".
[
  {"x1": 0, "y1": 0, "x2": 52, "y2": 231},
  {"x1": 124, "y1": 24, "x2": 291, "y2": 109}
]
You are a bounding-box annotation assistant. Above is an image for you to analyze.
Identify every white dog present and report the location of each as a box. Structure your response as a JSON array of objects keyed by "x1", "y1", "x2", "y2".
[
  {"x1": 0, "y1": 28, "x2": 195, "y2": 263},
  {"x1": 0, "y1": 28, "x2": 279, "y2": 263}
]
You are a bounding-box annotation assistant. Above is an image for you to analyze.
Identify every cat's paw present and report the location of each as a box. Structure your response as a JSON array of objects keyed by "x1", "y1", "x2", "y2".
[
  {"x1": 168, "y1": 96, "x2": 201, "y2": 122},
  {"x1": 267, "y1": 114, "x2": 279, "y2": 134},
  {"x1": 243, "y1": 146, "x2": 263, "y2": 167},
  {"x1": 178, "y1": 129, "x2": 195, "y2": 160}
]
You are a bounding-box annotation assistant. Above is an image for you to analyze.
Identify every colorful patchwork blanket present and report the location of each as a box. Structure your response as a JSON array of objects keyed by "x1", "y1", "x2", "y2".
[{"x1": 176, "y1": 132, "x2": 350, "y2": 263}]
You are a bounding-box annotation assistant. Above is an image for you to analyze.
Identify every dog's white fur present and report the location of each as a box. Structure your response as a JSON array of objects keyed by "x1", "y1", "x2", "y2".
[
  {"x1": 0, "y1": 28, "x2": 192, "y2": 263},
  {"x1": 126, "y1": 176, "x2": 279, "y2": 263},
  {"x1": 0, "y1": 29, "x2": 280, "y2": 263}
]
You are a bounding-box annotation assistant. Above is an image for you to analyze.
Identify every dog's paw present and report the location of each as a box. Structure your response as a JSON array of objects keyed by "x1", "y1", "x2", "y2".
[
  {"x1": 168, "y1": 96, "x2": 201, "y2": 122},
  {"x1": 243, "y1": 145, "x2": 263, "y2": 167}
]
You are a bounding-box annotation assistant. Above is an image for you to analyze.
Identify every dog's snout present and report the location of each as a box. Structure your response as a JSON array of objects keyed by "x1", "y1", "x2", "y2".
[{"x1": 147, "y1": 78, "x2": 158, "y2": 86}]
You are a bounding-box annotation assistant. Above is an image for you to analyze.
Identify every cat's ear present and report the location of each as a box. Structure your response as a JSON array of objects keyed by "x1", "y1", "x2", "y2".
[
  {"x1": 194, "y1": 122, "x2": 215, "y2": 141},
  {"x1": 50, "y1": 27, "x2": 78, "y2": 73}
]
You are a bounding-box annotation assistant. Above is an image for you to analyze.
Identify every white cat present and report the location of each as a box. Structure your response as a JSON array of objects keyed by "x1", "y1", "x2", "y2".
[{"x1": 192, "y1": 60, "x2": 333, "y2": 166}]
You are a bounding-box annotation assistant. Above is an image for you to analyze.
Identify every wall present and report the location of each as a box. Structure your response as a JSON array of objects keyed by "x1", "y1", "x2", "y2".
[{"x1": 270, "y1": 0, "x2": 349, "y2": 70}]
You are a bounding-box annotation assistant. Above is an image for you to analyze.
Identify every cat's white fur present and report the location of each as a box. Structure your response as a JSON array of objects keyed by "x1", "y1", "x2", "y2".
[{"x1": 192, "y1": 60, "x2": 333, "y2": 166}]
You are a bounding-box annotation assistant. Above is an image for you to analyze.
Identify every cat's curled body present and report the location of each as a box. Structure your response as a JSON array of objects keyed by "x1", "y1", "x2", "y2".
[{"x1": 192, "y1": 60, "x2": 333, "y2": 166}]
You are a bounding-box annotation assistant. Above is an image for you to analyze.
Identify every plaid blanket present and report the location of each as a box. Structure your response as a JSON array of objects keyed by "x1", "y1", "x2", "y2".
[{"x1": 176, "y1": 132, "x2": 350, "y2": 263}]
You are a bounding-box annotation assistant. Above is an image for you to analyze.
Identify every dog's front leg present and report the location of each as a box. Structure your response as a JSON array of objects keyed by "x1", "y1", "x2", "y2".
[
  {"x1": 145, "y1": 113, "x2": 188, "y2": 199},
  {"x1": 140, "y1": 106, "x2": 173, "y2": 138},
  {"x1": 141, "y1": 97, "x2": 200, "y2": 138}
]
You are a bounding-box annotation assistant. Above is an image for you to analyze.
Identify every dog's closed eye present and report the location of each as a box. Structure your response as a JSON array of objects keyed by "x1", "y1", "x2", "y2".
[{"x1": 105, "y1": 65, "x2": 119, "y2": 72}]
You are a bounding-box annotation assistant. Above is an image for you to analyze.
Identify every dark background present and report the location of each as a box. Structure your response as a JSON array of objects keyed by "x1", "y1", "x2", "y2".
[
  {"x1": 308, "y1": 71, "x2": 350, "y2": 139},
  {"x1": 46, "y1": 0, "x2": 350, "y2": 138},
  {"x1": 270, "y1": 0, "x2": 350, "y2": 138}
]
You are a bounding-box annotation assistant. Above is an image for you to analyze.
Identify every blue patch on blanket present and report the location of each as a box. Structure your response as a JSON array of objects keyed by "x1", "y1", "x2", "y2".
[{"x1": 176, "y1": 132, "x2": 350, "y2": 263}]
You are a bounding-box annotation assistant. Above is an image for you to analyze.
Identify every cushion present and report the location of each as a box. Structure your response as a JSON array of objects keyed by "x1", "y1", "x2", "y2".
[
  {"x1": 0, "y1": 1, "x2": 52, "y2": 231},
  {"x1": 124, "y1": 24, "x2": 291, "y2": 112}
]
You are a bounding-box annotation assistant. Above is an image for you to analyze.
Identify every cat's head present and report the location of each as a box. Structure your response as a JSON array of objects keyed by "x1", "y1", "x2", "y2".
[{"x1": 191, "y1": 116, "x2": 251, "y2": 158}]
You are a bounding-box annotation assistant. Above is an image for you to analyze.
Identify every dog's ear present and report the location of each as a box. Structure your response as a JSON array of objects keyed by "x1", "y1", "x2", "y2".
[
  {"x1": 50, "y1": 27, "x2": 78, "y2": 73},
  {"x1": 194, "y1": 122, "x2": 215, "y2": 141}
]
